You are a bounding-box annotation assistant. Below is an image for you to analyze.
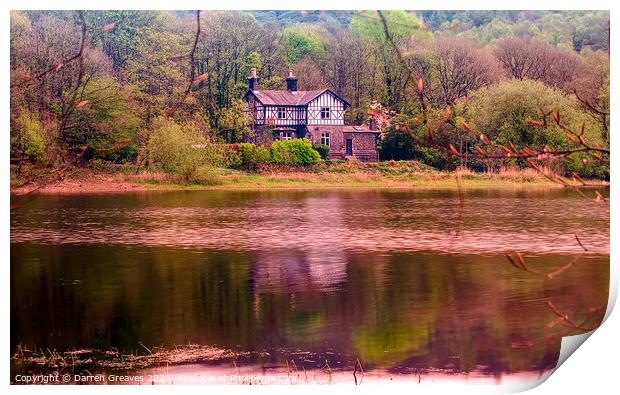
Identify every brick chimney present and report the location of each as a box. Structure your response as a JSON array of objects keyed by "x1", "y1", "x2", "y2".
[
  {"x1": 369, "y1": 115, "x2": 378, "y2": 131},
  {"x1": 286, "y1": 69, "x2": 298, "y2": 92},
  {"x1": 248, "y1": 68, "x2": 259, "y2": 91}
]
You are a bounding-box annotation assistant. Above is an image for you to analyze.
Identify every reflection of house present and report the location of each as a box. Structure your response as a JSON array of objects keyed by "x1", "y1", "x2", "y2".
[
  {"x1": 248, "y1": 196, "x2": 349, "y2": 298},
  {"x1": 244, "y1": 68, "x2": 380, "y2": 162}
]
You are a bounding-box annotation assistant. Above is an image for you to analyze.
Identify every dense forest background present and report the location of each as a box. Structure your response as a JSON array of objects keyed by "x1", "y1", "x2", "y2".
[{"x1": 10, "y1": 10, "x2": 610, "y2": 176}]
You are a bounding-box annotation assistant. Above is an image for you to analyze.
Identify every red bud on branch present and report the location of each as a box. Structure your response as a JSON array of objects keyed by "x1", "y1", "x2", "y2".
[
  {"x1": 101, "y1": 23, "x2": 116, "y2": 32},
  {"x1": 193, "y1": 72, "x2": 209, "y2": 83}
]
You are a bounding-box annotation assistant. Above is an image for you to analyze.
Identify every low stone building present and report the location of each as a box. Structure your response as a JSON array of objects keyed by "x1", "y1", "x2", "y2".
[{"x1": 244, "y1": 68, "x2": 380, "y2": 162}]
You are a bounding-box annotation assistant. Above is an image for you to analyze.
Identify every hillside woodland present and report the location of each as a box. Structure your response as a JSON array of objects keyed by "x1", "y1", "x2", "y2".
[{"x1": 10, "y1": 10, "x2": 609, "y2": 182}]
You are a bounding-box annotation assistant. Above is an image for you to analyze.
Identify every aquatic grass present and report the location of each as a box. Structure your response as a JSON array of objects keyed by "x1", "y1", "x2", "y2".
[{"x1": 12, "y1": 344, "x2": 249, "y2": 372}]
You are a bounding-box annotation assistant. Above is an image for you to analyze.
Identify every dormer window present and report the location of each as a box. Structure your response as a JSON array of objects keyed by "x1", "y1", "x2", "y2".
[
  {"x1": 277, "y1": 107, "x2": 286, "y2": 119},
  {"x1": 320, "y1": 107, "x2": 330, "y2": 119}
]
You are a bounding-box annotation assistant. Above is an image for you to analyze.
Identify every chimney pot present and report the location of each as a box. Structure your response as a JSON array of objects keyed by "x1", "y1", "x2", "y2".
[
  {"x1": 369, "y1": 115, "x2": 378, "y2": 131},
  {"x1": 286, "y1": 69, "x2": 298, "y2": 92},
  {"x1": 248, "y1": 68, "x2": 259, "y2": 91}
]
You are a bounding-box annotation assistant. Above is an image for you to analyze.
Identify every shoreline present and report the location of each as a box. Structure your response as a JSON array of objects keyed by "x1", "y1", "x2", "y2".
[{"x1": 10, "y1": 164, "x2": 609, "y2": 195}]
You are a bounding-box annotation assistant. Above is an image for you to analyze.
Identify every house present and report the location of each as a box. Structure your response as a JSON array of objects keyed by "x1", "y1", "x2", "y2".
[{"x1": 244, "y1": 68, "x2": 380, "y2": 162}]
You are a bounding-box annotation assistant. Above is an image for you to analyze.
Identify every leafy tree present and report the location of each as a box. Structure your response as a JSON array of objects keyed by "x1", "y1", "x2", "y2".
[
  {"x1": 126, "y1": 18, "x2": 187, "y2": 125},
  {"x1": 280, "y1": 24, "x2": 325, "y2": 64},
  {"x1": 63, "y1": 77, "x2": 141, "y2": 161},
  {"x1": 466, "y1": 79, "x2": 604, "y2": 149},
  {"x1": 85, "y1": 10, "x2": 164, "y2": 71},
  {"x1": 216, "y1": 99, "x2": 252, "y2": 143},
  {"x1": 350, "y1": 11, "x2": 426, "y2": 109},
  {"x1": 11, "y1": 111, "x2": 47, "y2": 162},
  {"x1": 146, "y1": 117, "x2": 207, "y2": 181}
]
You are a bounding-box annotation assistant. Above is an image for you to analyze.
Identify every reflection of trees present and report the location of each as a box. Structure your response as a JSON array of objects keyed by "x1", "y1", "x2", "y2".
[
  {"x1": 11, "y1": 191, "x2": 609, "y2": 376},
  {"x1": 11, "y1": 242, "x2": 608, "y2": 375}
]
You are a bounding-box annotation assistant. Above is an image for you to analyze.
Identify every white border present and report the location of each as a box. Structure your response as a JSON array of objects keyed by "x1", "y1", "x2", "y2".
[{"x1": 3, "y1": 1, "x2": 617, "y2": 394}]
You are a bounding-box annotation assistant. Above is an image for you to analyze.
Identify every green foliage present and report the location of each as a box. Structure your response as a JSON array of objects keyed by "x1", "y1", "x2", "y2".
[
  {"x1": 420, "y1": 10, "x2": 609, "y2": 51},
  {"x1": 147, "y1": 117, "x2": 208, "y2": 181},
  {"x1": 280, "y1": 24, "x2": 325, "y2": 63},
  {"x1": 350, "y1": 11, "x2": 422, "y2": 45},
  {"x1": 312, "y1": 143, "x2": 330, "y2": 160},
  {"x1": 466, "y1": 80, "x2": 603, "y2": 149},
  {"x1": 11, "y1": 111, "x2": 46, "y2": 162},
  {"x1": 192, "y1": 166, "x2": 224, "y2": 186},
  {"x1": 563, "y1": 152, "x2": 609, "y2": 180},
  {"x1": 216, "y1": 99, "x2": 253, "y2": 143},
  {"x1": 101, "y1": 144, "x2": 138, "y2": 164},
  {"x1": 379, "y1": 130, "x2": 416, "y2": 161},
  {"x1": 85, "y1": 10, "x2": 165, "y2": 70},
  {"x1": 65, "y1": 77, "x2": 141, "y2": 156},
  {"x1": 239, "y1": 142, "x2": 270, "y2": 169},
  {"x1": 379, "y1": 128, "x2": 453, "y2": 169},
  {"x1": 125, "y1": 18, "x2": 186, "y2": 122},
  {"x1": 270, "y1": 139, "x2": 321, "y2": 165},
  {"x1": 203, "y1": 143, "x2": 242, "y2": 169}
]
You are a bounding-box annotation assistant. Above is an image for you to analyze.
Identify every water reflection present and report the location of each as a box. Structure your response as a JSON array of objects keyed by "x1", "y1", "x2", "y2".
[
  {"x1": 10, "y1": 189, "x2": 609, "y2": 379},
  {"x1": 10, "y1": 189, "x2": 610, "y2": 254}
]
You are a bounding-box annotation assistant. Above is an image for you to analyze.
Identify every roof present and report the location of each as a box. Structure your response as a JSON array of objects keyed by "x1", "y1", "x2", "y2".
[
  {"x1": 247, "y1": 88, "x2": 350, "y2": 107},
  {"x1": 343, "y1": 125, "x2": 381, "y2": 133}
]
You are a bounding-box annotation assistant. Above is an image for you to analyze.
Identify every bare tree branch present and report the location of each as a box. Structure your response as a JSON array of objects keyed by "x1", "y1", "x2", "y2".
[
  {"x1": 10, "y1": 12, "x2": 88, "y2": 89},
  {"x1": 168, "y1": 10, "x2": 203, "y2": 116}
]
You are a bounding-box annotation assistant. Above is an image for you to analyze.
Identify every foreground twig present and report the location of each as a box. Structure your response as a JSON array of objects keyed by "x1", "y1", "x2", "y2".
[
  {"x1": 167, "y1": 10, "x2": 204, "y2": 116},
  {"x1": 353, "y1": 358, "x2": 365, "y2": 385},
  {"x1": 546, "y1": 301, "x2": 606, "y2": 337},
  {"x1": 505, "y1": 234, "x2": 589, "y2": 279}
]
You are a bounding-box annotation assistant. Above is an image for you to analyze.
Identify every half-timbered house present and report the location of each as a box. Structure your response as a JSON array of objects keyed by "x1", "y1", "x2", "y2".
[{"x1": 244, "y1": 68, "x2": 380, "y2": 162}]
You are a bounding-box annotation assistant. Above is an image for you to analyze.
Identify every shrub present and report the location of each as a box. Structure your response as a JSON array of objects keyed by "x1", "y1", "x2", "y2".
[
  {"x1": 270, "y1": 138, "x2": 321, "y2": 165},
  {"x1": 563, "y1": 152, "x2": 609, "y2": 180},
  {"x1": 312, "y1": 143, "x2": 330, "y2": 159},
  {"x1": 239, "y1": 142, "x2": 270, "y2": 169},
  {"x1": 192, "y1": 166, "x2": 223, "y2": 186},
  {"x1": 147, "y1": 117, "x2": 207, "y2": 181},
  {"x1": 203, "y1": 143, "x2": 241, "y2": 168},
  {"x1": 11, "y1": 112, "x2": 46, "y2": 162},
  {"x1": 101, "y1": 144, "x2": 138, "y2": 163},
  {"x1": 466, "y1": 80, "x2": 604, "y2": 149}
]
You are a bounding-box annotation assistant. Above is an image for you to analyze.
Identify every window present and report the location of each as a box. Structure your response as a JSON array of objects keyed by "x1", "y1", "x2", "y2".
[
  {"x1": 281, "y1": 132, "x2": 293, "y2": 140},
  {"x1": 320, "y1": 132, "x2": 331, "y2": 147},
  {"x1": 320, "y1": 107, "x2": 330, "y2": 119},
  {"x1": 277, "y1": 107, "x2": 286, "y2": 119}
]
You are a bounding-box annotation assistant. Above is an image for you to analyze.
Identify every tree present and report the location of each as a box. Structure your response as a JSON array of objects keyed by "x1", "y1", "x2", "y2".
[
  {"x1": 432, "y1": 35, "x2": 498, "y2": 105},
  {"x1": 351, "y1": 11, "x2": 425, "y2": 110},
  {"x1": 465, "y1": 79, "x2": 604, "y2": 150},
  {"x1": 195, "y1": 11, "x2": 264, "y2": 120},
  {"x1": 216, "y1": 99, "x2": 252, "y2": 143},
  {"x1": 293, "y1": 57, "x2": 325, "y2": 90},
  {"x1": 11, "y1": 111, "x2": 46, "y2": 163},
  {"x1": 85, "y1": 10, "x2": 163, "y2": 72},
  {"x1": 280, "y1": 24, "x2": 325, "y2": 64},
  {"x1": 147, "y1": 117, "x2": 207, "y2": 180},
  {"x1": 494, "y1": 37, "x2": 551, "y2": 81}
]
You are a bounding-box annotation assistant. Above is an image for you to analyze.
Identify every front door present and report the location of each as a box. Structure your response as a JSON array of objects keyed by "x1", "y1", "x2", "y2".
[{"x1": 345, "y1": 138, "x2": 353, "y2": 156}]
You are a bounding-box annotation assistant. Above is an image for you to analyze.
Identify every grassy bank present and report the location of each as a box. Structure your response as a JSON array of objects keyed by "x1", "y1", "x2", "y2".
[{"x1": 11, "y1": 160, "x2": 607, "y2": 194}]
